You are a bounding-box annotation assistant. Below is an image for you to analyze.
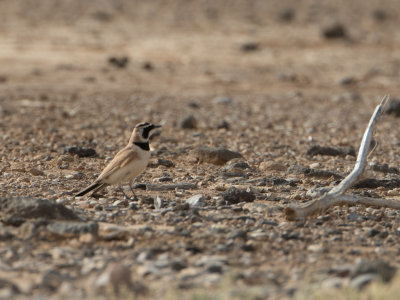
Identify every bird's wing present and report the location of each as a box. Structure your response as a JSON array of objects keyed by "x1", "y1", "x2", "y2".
[{"x1": 97, "y1": 146, "x2": 140, "y2": 181}]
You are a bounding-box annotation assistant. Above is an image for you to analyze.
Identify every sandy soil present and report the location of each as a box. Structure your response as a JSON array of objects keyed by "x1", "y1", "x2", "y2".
[{"x1": 1, "y1": 0, "x2": 400, "y2": 298}]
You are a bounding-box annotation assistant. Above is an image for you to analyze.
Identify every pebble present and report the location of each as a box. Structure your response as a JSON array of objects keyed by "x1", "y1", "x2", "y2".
[
  {"x1": 63, "y1": 146, "x2": 97, "y2": 158},
  {"x1": 29, "y1": 168, "x2": 45, "y2": 176},
  {"x1": 213, "y1": 96, "x2": 233, "y2": 105},
  {"x1": 222, "y1": 187, "x2": 255, "y2": 204},
  {"x1": 193, "y1": 146, "x2": 243, "y2": 165},
  {"x1": 259, "y1": 161, "x2": 287, "y2": 172},
  {"x1": 186, "y1": 194, "x2": 206, "y2": 207},
  {"x1": 47, "y1": 221, "x2": 99, "y2": 236},
  {"x1": 179, "y1": 114, "x2": 197, "y2": 129},
  {"x1": 350, "y1": 273, "x2": 379, "y2": 290},
  {"x1": 322, "y1": 23, "x2": 347, "y2": 39},
  {"x1": 0, "y1": 197, "x2": 80, "y2": 221}
]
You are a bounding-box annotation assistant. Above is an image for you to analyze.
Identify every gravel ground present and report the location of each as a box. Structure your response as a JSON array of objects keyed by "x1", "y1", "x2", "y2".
[{"x1": 1, "y1": 1, "x2": 400, "y2": 299}]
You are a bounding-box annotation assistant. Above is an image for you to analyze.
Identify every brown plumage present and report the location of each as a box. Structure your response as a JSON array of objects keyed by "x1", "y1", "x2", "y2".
[{"x1": 75, "y1": 122, "x2": 161, "y2": 198}]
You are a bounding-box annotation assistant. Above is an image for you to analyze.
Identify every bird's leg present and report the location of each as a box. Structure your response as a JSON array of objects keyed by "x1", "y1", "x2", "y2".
[
  {"x1": 129, "y1": 180, "x2": 138, "y2": 201},
  {"x1": 119, "y1": 186, "x2": 134, "y2": 201}
]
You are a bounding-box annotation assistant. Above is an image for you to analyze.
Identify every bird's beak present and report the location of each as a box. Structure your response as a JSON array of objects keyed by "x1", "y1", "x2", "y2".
[{"x1": 153, "y1": 124, "x2": 162, "y2": 129}]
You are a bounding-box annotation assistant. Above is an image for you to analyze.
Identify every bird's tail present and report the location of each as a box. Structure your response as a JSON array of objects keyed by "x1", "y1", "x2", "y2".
[{"x1": 75, "y1": 182, "x2": 105, "y2": 197}]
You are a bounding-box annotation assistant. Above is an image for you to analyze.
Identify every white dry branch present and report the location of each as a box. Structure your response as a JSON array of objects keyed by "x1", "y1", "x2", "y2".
[{"x1": 285, "y1": 95, "x2": 400, "y2": 221}]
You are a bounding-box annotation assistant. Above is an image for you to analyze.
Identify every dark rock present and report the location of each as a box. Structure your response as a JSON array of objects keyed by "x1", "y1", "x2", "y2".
[
  {"x1": 207, "y1": 264, "x2": 223, "y2": 273},
  {"x1": 1, "y1": 216, "x2": 26, "y2": 227},
  {"x1": 92, "y1": 11, "x2": 113, "y2": 22},
  {"x1": 170, "y1": 259, "x2": 187, "y2": 271},
  {"x1": 108, "y1": 56, "x2": 129, "y2": 68},
  {"x1": 367, "y1": 228, "x2": 380, "y2": 237},
  {"x1": 307, "y1": 145, "x2": 356, "y2": 157},
  {"x1": 0, "y1": 278, "x2": 20, "y2": 296},
  {"x1": 241, "y1": 244, "x2": 255, "y2": 252},
  {"x1": 0, "y1": 197, "x2": 80, "y2": 221},
  {"x1": 42, "y1": 270, "x2": 64, "y2": 291},
  {"x1": 217, "y1": 120, "x2": 230, "y2": 130},
  {"x1": 154, "y1": 158, "x2": 175, "y2": 168},
  {"x1": 224, "y1": 159, "x2": 250, "y2": 170},
  {"x1": 257, "y1": 219, "x2": 278, "y2": 226},
  {"x1": 303, "y1": 168, "x2": 343, "y2": 179},
  {"x1": 281, "y1": 231, "x2": 301, "y2": 240},
  {"x1": 241, "y1": 42, "x2": 260, "y2": 52},
  {"x1": 322, "y1": 23, "x2": 347, "y2": 39},
  {"x1": 146, "y1": 183, "x2": 196, "y2": 191},
  {"x1": 354, "y1": 178, "x2": 400, "y2": 189},
  {"x1": 188, "y1": 101, "x2": 200, "y2": 109},
  {"x1": 193, "y1": 146, "x2": 243, "y2": 165},
  {"x1": 385, "y1": 98, "x2": 400, "y2": 117},
  {"x1": 222, "y1": 187, "x2": 255, "y2": 204},
  {"x1": 63, "y1": 146, "x2": 97, "y2": 158},
  {"x1": 372, "y1": 10, "x2": 388, "y2": 22},
  {"x1": 379, "y1": 231, "x2": 389, "y2": 239},
  {"x1": 142, "y1": 61, "x2": 153, "y2": 71},
  {"x1": 179, "y1": 114, "x2": 197, "y2": 129},
  {"x1": 339, "y1": 76, "x2": 357, "y2": 85},
  {"x1": 279, "y1": 8, "x2": 295, "y2": 22},
  {"x1": 0, "y1": 225, "x2": 14, "y2": 240},
  {"x1": 352, "y1": 260, "x2": 397, "y2": 283},
  {"x1": 47, "y1": 221, "x2": 98, "y2": 236},
  {"x1": 370, "y1": 162, "x2": 399, "y2": 174},
  {"x1": 288, "y1": 164, "x2": 343, "y2": 179}
]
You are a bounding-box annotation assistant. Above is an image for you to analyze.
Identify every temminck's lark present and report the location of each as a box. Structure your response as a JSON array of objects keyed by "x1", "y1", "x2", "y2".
[{"x1": 75, "y1": 122, "x2": 162, "y2": 198}]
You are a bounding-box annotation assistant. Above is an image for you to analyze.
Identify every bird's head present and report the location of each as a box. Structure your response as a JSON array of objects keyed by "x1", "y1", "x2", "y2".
[{"x1": 131, "y1": 122, "x2": 162, "y2": 143}]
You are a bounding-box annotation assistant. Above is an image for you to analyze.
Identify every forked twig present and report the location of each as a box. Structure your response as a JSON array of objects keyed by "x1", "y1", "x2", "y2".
[{"x1": 284, "y1": 95, "x2": 400, "y2": 221}]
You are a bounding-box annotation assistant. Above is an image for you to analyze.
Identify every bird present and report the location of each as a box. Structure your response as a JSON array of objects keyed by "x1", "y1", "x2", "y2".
[{"x1": 75, "y1": 122, "x2": 162, "y2": 198}]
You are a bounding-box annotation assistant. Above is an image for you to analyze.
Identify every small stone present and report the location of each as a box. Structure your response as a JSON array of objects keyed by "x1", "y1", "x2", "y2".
[
  {"x1": 372, "y1": 10, "x2": 388, "y2": 22},
  {"x1": 307, "y1": 244, "x2": 323, "y2": 253},
  {"x1": 350, "y1": 273, "x2": 379, "y2": 290},
  {"x1": 339, "y1": 76, "x2": 357, "y2": 85},
  {"x1": 385, "y1": 98, "x2": 400, "y2": 117},
  {"x1": 63, "y1": 146, "x2": 97, "y2": 158},
  {"x1": 322, "y1": 277, "x2": 345, "y2": 289},
  {"x1": 0, "y1": 197, "x2": 80, "y2": 221},
  {"x1": 29, "y1": 168, "x2": 45, "y2": 176},
  {"x1": 322, "y1": 23, "x2": 347, "y2": 39},
  {"x1": 149, "y1": 158, "x2": 175, "y2": 168},
  {"x1": 259, "y1": 161, "x2": 286, "y2": 172},
  {"x1": 193, "y1": 146, "x2": 243, "y2": 165},
  {"x1": 222, "y1": 187, "x2": 255, "y2": 204},
  {"x1": 145, "y1": 183, "x2": 196, "y2": 191},
  {"x1": 279, "y1": 8, "x2": 295, "y2": 22},
  {"x1": 309, "y1": 163, "x2": 321, "y2": 169},
  {"x1": 352, "y1": 260, "x2": 397, "y2": 283},
  {"x1": 0, "y1": 278, "x2": 20, "y2": 297},
  {"x1": 307, "y1": 145, "x2": 356, "y2": 157},
  {"x1": 241, "y1": 42, "x2": 260, "y2": 52},
  {"x1": 142, "y1": 61, "x2": 153, "y2": 71},
  {"x1": 179, "y1": 115, "x2": 197, "y2": 129},
  {"x1": 217, "y1": 120, "x2": 230, "y2": 130},
  {"x1": 213, "y1": 96, "x2": 233, "y2": 105},
  {"x1": 47, "y1": 221, "x2": 99, "y2": 236},
  {"x1": 186, "y1": 194, "x2": 205, "y2": 207},
  {"x1": 108, "y1": 56, "x2": 129, "y2": 68},
  {"x1": 41, "y1": 270, "x2": 64, "y2": 291}
]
